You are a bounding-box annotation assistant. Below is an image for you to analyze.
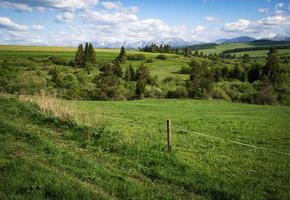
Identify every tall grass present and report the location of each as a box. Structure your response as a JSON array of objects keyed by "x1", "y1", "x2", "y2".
[{"x1": 18, "y1": 92, "x2": 106, "y2": 128}]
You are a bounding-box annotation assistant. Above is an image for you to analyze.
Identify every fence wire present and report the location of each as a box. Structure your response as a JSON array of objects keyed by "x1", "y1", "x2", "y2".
[{"x1": 79, "y1": 111, "x2": 290, "y2": 157}]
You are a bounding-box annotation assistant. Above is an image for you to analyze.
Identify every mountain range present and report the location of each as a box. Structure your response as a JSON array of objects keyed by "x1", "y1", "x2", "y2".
[{"x1": 92, "y1": 34, "x2": 290, "y2": 48}]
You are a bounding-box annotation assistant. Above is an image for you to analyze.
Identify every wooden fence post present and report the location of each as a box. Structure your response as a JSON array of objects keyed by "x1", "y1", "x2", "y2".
[{"x1": 167, "y1": 119, "x2": 172, "y2": 152}]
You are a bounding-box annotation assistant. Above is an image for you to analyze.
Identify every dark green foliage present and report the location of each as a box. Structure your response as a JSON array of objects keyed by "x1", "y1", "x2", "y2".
[
  {"x1": 113, "y1": 60, "x2": 123, "y2": 78},
  {"x1": 242, "y1": 54, "x2": 251, "y2": 63},
  {"x1": 116, "y1": 46, "x2": 127, "y2": 63},
  {"x1": 139, "y1": 43, "x2": 175, "y2": 53},
  {"x1": 262, "y1": 48, "x2": 281, "y2": 85},
  {"x1": 94, "y1": 63, "x2": 125, "y2": 100},
  {"x1": 248, "y1": 63, "x2": 263, "y2": 83},
  {"x1": 124, "y1": 64, "x2": 135, "y2": 81},
  {"x1": 87, "y1": 43, "x2": 97, "y2": 64},
  {"x1": 127, "y1": 53, "x2": 147, "y2": 61},
  {"x1": 48, "y1": 56, "x2": 68, "y2": 65},
  {"x1": 221, "y1": 44, "x2": 290, "y2": 55},
  {"x1": 49, "y1": 66, "x2": 62, "y2": 87},
  {"x1": 74, "y1": 42, "x2": 96, "y2": 67},
  {"x1": 231, "y1": 64, "x2": 245, "y2": 81},
  {"x1": 167, "y1": 87, "x2": 188, "y2": 98},
  {"x1": 135, "y1": 63, "x2": 151, "y2": 97},
  {"x1": 136, "y1": 80, "x2": 146, "y2": 97},
  {"x1": 74, "y1": 44, "x2": 85, "y2": 67},
  {"x1": 135, "y1": 63, "x2": 151, "y2": 83},
  {"x1": 156, "y1": 54, "x2": 167, "y2": 60},
  {"x1": 186, "y1": 59, "x2": 213, "y2": 98},
  {"x1": 62, "y1": 74, "x2": 81, "y2": 99}
]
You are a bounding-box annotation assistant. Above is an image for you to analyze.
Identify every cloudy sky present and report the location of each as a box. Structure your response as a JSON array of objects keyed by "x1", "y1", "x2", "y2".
[{"x1": 0, "y1": 0, "x2": 289, "y2": 46}]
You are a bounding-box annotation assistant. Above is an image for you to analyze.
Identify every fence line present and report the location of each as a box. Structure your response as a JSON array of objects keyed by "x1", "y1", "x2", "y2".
[{"x1": 79, "y1": 111, "x2": 290, "y2": 157}]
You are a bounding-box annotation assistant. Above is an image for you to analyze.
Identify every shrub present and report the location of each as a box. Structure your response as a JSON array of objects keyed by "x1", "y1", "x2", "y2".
[
  {"x1": 156, "y1": 54, "x2": 167, "y2": 60},
  {"x1": 167, "y1": 87, "x2": 188, "y2": 98},
  {"x1": 127, "y1": 54, "x2": 147, "y2": 61},
  {"x1": 179, "y1": 65, "x2": 191, "y2": 74},
  {"x1": 144, "y1": 86, "x2": 165, "y2": 98},
  {"x1": 211, "y1": 85, "x2": 231, "y2": 101},
  {"x1": 48, "y1": 56, "x2": 68, "y2": 65},
  {"x1": 214, "y1": 81, "x2": 256, "y2": 103},
  {"x1": 146, "y1": 58, "x2": 153, "y2": 63}
]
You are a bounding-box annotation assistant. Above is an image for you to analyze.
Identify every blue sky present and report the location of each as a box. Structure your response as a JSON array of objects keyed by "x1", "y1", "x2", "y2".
[{"x1": 0, "y1": 0, "x2": 289, "y2": 46}]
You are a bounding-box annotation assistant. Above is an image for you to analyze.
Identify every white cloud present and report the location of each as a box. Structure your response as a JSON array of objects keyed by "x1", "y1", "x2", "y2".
[
  {"x1": 0, "y1": 17, "x2": 29, "y2": 31},
  {"x1": 0, "y1": 17, "x2": 43, "y2": 32},
  {"x1": 31, "y1": 25, "x2": 43, "y2": 31},
  {"x1": 258, "y1": 8, "x2": 269, "y2": 14},
  {"x1": 102, "y1": 1, "x2": 122, "y2": 10},
  {"x1": 55, "y1": 12, "x2": 75, "y2": 23},
  {"x1": 222, "y1": 19, "x2": 252, "y2": 32},
  {"x1": 0, "y1": 2, "x2": 32, "y2": 12},
  {"x1": 204, "y1": 16, "x2": 219, "y2": 22},
  {"x1": 221, "y1": 14, "x2": 290, "y2": 39},
  {"x1": 0, "y1": 0, "x2": 99, "y2": 11},
  {"x1": 259, "y1": 15, "x2": 290, "y2": 25}
]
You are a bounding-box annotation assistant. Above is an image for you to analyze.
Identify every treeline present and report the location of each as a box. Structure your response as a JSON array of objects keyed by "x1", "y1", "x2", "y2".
[
  {"x1": 1, "y1": 44, "x2": 289, "y2": 105},
  {"x1": 221, "y1": 45, "x2": 290, "y2": 56},
  {"x1": 139, "y1": 43, "x2": 178, "y2": 54}
]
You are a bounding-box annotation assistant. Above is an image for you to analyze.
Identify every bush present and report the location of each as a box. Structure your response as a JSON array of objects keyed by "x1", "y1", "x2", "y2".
[
  {"x1": 48, "y1": 56, "x2": 68, "y2": 65},
  {"x1": 144, "y1": 86, "x2": 165, "y2": 98},
  {"x1": 167, "y1": 87, "x2": 188, "y2": 98},
  {"x1": 156, "y1": 54, "x2": 167, "y2": 60},
  {"x1": 179, "y1": 65, "x2": 191, "y2": 74},
  {"x1": 213, "y1": 81, "x2": 256, "y2": 103},
  {"x1": 146, "y1": 58, "x2": 153, "y2": 63},
  {"x1": 211, "y1": 86, "x2": 231, "y2": 101},
  {"x1": 127, "y1": 54, "x2": 147, "y2": 61}
]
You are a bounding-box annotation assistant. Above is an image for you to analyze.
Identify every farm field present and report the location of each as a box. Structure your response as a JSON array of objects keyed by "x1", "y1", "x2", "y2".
[
  {"x1": 1, "y1": 95, "x2": 290, "y2": 199},
  {"x1": 199, "y1": 43, "x2": 290, "y2": 57}
]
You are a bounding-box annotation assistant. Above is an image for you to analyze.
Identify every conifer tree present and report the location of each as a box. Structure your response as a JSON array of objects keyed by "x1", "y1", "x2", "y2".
[
  {"x1": 125, "y1": 64, "x2": 135, "y2": 81},
  {"x1": 84, "y1": 42, "x2": 89, "y2": 62},
  {"x1": 113, "y1": 60, "x2": 123, "y2": 78},
  {"x1": 74, "y1": 44, "x2": 85, "y2": 67},
  {"x1": 87, "y1": 43, "x2": 96, "y2": 64},
  {"x1": 116, "y1": 46, "x2": 127, "y2": 63},
  {"x1": 263, "y1": 48, "x2": 281, "y2": 84}
]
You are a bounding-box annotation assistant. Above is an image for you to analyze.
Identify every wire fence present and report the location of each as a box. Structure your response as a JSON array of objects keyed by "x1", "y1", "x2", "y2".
[{"x1": 80, "y1": 111, "x2": 290, "y2": 157}]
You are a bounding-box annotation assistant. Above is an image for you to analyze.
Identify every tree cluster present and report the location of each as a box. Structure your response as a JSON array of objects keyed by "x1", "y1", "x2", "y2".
[
  {"x1": 139, "y1": 43, "x2": 177, "y2": 53},
  {"x1": 74, "y1": 42, "x2": 96, "y2": 67}
]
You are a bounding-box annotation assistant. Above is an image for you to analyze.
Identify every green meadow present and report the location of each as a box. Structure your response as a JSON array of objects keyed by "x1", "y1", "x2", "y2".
[
  {"x1": 0, "y1": 44, "x2": 290, "y2": 199},
  {"x1": 1, "y1": 96, "x2": 290, "y2": 199}
]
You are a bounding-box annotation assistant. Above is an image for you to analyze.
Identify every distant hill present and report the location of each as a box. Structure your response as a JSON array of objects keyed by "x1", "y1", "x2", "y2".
[
  {"x1": 216, "y1": 36, "x2": 256, "y2": 44},
  {"x1": 250, "y1": 39, "x2": 290, "y2": 46}
]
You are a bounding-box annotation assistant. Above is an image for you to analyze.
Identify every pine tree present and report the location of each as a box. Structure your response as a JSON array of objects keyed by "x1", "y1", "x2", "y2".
[
  {"x1": 116, "y1": 46, "x2": 127, "y2": 63},
  {"x1": 135, "y1": 63, "x2": 150, "y2": 83},
  {"x1": 113, "y1": 60, "x2": 123, "y2": 78},
  {"x1": 136, "y1": 80, "x2": 146, "y2": 98},
  {"x1": 84, "y1": 42, "x2": 89, "y2": 62},
  {"x1": 124, "y1": 64, "x2": 135, "y2": 81},
  {"x1": 74, "y1": 44, "x2": 85, "y2": 67},
  {"x1": 186, "y1": 59, "x2": 213, "y2": 98},
  {"x1": 135, "y1": 63, "x2": 151, "y2": 97},
  {"x1": 263, "y1": 48, "x2": 280, "y2": 84},
  {"x1": 87, "y1": 43, "x2": 96, "y2": 64}
]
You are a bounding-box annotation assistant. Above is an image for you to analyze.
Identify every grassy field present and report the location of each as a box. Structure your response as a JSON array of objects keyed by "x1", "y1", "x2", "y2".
[
  {"x1": 199, "y1": 43, "x2": 253, "y2": 55},
  {"x1": 0, "y1": 45, "x2": 190, "y2": 80},
  {"x1": 1, "y1": 95, "x2": 289, "y2": 199},
  {"x1": 199, "y1": 43, "x2": 290, "y2": 57}
]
